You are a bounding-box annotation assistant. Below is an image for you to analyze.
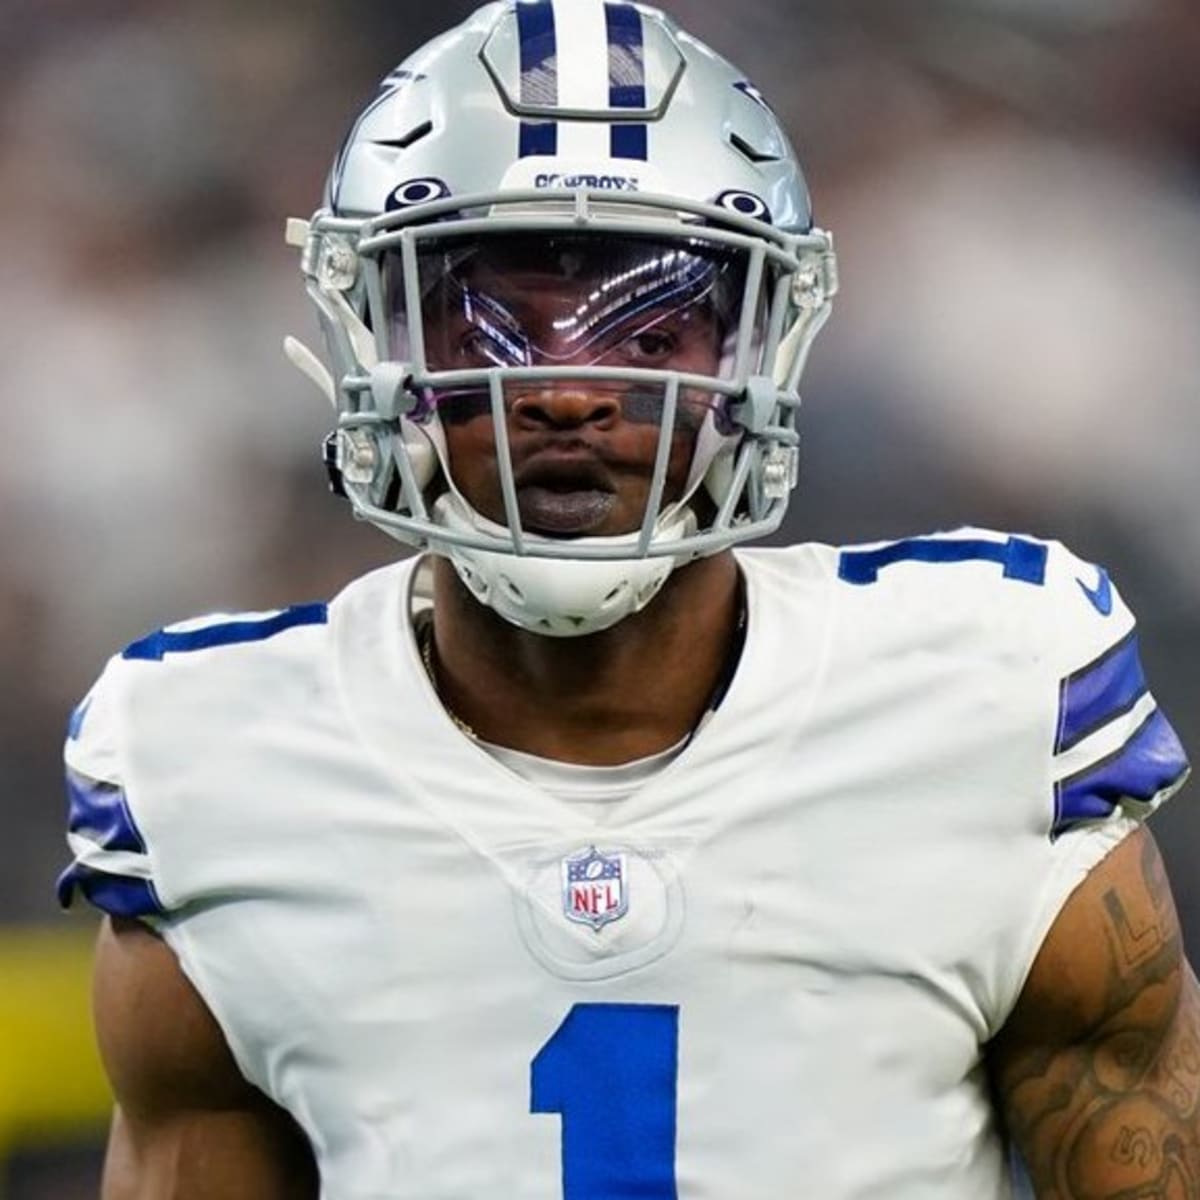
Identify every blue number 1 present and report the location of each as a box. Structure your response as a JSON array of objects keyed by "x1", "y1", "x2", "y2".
[
  {"x1": 838, "y1": 535, "x2": 1047, "y2": 587},
  {"x1": 531, "y1": 1003, "x2": 679, "y2": 1199}
]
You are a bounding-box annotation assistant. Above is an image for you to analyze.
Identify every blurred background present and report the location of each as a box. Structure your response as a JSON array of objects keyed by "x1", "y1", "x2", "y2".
[{"x1": 1, "y1": 0, "x2": 1197, "y2": 1192}]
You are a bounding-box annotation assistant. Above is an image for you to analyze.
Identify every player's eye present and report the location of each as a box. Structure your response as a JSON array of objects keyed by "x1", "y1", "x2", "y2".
[
  {"x1": 458, "y1": 329, "x2": 490, "y2": 361},
  {"x1": 622, "y1": 329, "x2": 678, "y2": 364}
]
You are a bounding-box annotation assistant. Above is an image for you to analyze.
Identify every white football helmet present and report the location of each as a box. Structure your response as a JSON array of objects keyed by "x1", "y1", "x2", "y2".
[{"x1": 286, "y1": 0, "x2": 836, "y2": 636}]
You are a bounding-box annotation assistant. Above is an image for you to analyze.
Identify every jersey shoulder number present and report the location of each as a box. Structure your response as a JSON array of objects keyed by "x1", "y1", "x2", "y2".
[{"x1": 835, "y1": 529, "x2": 1190, "y2": 836}]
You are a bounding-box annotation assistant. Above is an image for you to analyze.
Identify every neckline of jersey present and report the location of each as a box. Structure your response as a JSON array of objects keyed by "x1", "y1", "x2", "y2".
[
  {"x1": 476, "y1": 732, "x2": 691, "y2": 800},
  {"x1": 327, "y1": 547, "x2": 840, "y2": 838}
]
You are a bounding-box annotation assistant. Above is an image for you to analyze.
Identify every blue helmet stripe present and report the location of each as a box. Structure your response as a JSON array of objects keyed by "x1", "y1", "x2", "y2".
[
  {"x1": 605, "y1": 2, "x2": 648, "y2": 160},
  {"x1": 517, "y1": 0, "x2": 559, "y2": 157},
  {"x1": 520, "y1": 120, "x2": 559, "y2": 158}
]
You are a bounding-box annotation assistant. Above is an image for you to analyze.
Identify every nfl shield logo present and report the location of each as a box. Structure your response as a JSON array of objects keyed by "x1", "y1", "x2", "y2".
[{"x1": 561, "y1": 846, "x2": 628, "y2": 931}]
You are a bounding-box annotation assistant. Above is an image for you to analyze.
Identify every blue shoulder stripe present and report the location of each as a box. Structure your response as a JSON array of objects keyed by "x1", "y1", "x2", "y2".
[
  {"x1": 1054, "y1": 708, "x2": 1189, "y2": 835},
  {"x1": 1054, "y1": 631, "x2": 1147, "y2": 754},
  {"x1": 60, "y1": 767, "x2": 161, "y2": 915},
  {"x1": 56, "y1": 863, "x2": 163, "y2": 918},
  {"x1": 66, "y1": 768, "x2": 146, "y2": 856},
  {"x1": 122, "y1": 602, "x2": 327, "y2": 662}
]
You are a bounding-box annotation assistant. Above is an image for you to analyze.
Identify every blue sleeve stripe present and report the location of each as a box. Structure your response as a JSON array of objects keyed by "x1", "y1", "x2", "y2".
[
  {"x1": 122, "y1": 602, "x2": 328, "y2": 662},
  {"x1": 66, "y1": 768, "x2": 146, "y2": 855},
  {"x1": 56, "y1": 863, "x2": 164, "y2": 918},
  {"x1": 838, "y1": 535, "x2": 1048, "y2": 586},
  {"x1": 1055, "y1": 631, "x2": 1147, "y2": 754},
  {"x1": 1054, "y1": 708, "x2": 1190, "y2": 834}
]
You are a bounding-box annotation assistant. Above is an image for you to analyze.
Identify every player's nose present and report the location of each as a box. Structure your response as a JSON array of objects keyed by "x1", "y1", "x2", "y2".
[{"x1": 510, "y1": 384, "x2": 620, "y2": 432}]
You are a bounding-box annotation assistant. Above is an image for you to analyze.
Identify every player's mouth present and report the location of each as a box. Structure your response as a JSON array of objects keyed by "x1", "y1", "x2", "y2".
[
  {"x1": 514, "y1": 455, "x2": 618, "y2": 536},
  {"x1": 517, "y1": 485, "x2": 617, "y2": 535}
]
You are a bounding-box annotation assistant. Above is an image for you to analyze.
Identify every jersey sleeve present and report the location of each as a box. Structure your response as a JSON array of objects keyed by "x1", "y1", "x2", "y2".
[
  {"x1": 56, "y1": 656, "x2": 165, "y2": 920},
  {"x1": 56, "y1": 602, "x2": 332, "y2": 922},
  {"x1": 1043, "y1": 542, "x2": 1190, "y2": 837},
  {"x1": 984, "y1": 539, "x2": 1193, "y2": 1033}
]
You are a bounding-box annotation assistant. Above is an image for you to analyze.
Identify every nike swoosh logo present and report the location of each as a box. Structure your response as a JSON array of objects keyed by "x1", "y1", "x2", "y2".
[{"x1": 1077, "y1": 565, "x2": 1113, "y2": 616}]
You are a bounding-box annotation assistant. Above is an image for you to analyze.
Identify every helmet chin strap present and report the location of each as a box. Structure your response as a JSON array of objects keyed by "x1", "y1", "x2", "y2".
[{"x1": 431, "y1": 493, "x2": 699, "y2": 638}]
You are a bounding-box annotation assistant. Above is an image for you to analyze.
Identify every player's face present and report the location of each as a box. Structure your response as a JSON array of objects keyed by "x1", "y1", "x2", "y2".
[{"x1": 399, "y1": 236, "x2": 736, "y2": 538}]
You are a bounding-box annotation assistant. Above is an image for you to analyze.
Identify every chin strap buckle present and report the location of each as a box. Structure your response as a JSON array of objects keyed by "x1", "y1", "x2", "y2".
[
  {"x1": 322, "y1": 428, "x2": 381, "y2": 497},
  {"x1": 762, "y1": 445, "x2": 799, "y2": 500}
]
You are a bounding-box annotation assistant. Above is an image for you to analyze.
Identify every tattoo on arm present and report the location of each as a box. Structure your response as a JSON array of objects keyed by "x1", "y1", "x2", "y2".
[
  {"x1": 995, "y1": 833, "x2": 1200, "y2": 1198},
  {"x1": 1103, "y1": 840, "x2": 1173, "y2": 974}
]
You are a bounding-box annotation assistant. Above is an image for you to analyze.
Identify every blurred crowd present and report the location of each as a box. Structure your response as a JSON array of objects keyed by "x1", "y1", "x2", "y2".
[{"x1": 0, "y1": 0, "x2": 1197, "y2": 1189}]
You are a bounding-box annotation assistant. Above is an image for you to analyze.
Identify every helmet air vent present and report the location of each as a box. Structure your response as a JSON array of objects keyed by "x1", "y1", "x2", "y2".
[
  {"x1": 500, "y1": 575, "x2": 526, "y2": 604},
  {"x1": 373, "y1": 120, "x2": 434, "y2": 152},
  {"x1": 728, "y1": 131, "x2": 781, "y2": 166}
]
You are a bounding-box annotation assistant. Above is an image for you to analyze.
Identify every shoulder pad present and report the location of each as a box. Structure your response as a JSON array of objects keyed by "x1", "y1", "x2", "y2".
[
  {"x1": 832, "y1": 527, "x2": 1053, "y2": 662},
  {"x1": 58, "y1": 603, "x2": 330, "y2": 918},
  {"x1": 832, "y1": 529, "x2": 1189, "y2": 834}
]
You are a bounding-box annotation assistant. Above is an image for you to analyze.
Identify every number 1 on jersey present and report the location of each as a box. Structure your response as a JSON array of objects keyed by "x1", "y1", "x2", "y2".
[{"x1": 531, "y1": 1003, "x2": 680, "y2": 1199}]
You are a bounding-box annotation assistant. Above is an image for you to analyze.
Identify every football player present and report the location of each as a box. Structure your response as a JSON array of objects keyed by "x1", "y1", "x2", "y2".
[{"x1": 60, "y1": 2, "x2": 1194, "y2": 1197}]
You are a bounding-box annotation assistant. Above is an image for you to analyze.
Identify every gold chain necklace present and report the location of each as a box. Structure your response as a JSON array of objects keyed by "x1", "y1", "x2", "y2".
[
  {"x1": 418, "y1": 616, "x2": 477, "y2": 738},
  {"x1": 416, "y1": 586, "x2": 746, "y2": 745}
]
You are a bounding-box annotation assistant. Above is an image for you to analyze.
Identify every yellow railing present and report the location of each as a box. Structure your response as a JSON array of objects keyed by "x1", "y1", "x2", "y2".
[{"x1": 0, "y1": 923, "x2": 111, "y2": 1174}]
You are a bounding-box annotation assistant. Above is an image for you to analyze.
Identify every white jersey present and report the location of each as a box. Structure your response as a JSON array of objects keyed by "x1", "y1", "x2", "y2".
[{"x1": 60, "y1": 530, "x2": 1190, "y2": 1200}]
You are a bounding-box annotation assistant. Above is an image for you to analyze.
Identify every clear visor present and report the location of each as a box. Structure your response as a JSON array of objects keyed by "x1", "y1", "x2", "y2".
[
  {"x1": 385, "y1": 231, "x2": 768, "y2": 384},
  {"x1": 378, "y1": 231, "x2": 777, "y2": 541}
]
